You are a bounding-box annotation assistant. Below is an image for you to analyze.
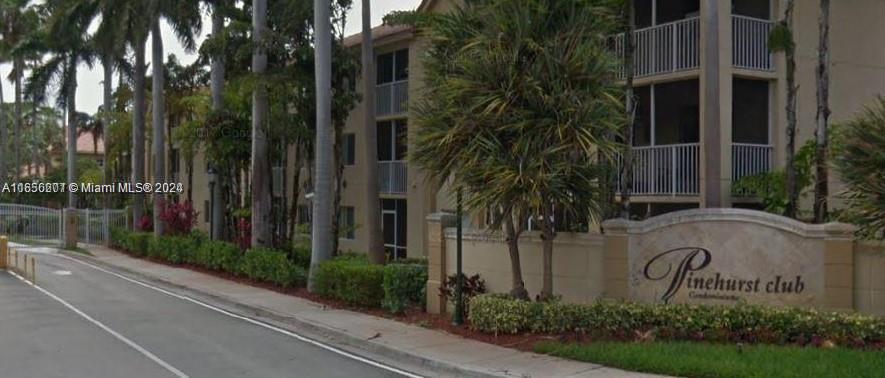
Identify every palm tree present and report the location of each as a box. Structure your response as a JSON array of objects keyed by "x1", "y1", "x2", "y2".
[
  {"x1": 1, "y1": 0, "x2": 37, "y2": 184},
  {"x1": 770, "y1": 0, "x2": 798, "y2": 218},
  {"x1": 619, "y1": 0, "x2": 636, "y2": 219},
  {"x1": 251, "y1": 0, "x2": 272, "y2": 247},
  {"x1": 76, "y1": 110, "x2": 101, "y2": 154},
  {"x1": 309, "y1": 0, "x2": 334, "y2": 291},
  {"x1": 26, "y1": 0, "x2": 97, "y2": 209},
  {"x1": 410, "y1": 0, "x2": 622, "y2": 300},
  {"x1": 151, "y1": 14, "x2": 167, "y2": 236},
  {"x1": 813, "y1": 0, "x2": 831, "y2": 223},
  {"x1": 0, "y1": 60, "x2": 6, "y2": 186},
  {"x1": 361, "y1": 0, "x2": 385, "y2": 265},
  {"x1": 209, "y1": 0, "x2": 226, "y2": 240}
]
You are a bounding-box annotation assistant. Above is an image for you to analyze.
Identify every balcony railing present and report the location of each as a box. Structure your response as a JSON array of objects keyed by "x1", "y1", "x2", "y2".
[
  {"x1": 618, "y1": 143, "x2": 700, "y2": 196},
  {"x1": 376, "y1": 81, "x2": 408, "y2": 117},
  {"x1": 613, "y1": 17, "x2": 701, "y2": 79},
  {"x1": 732, "y1": 15, "x2": 774, "y2": 71},
  {"x1": 732, "y1": 143, "x2": 773, "y2": 182},
  {"x1": 379, "y1": 160, "x2": 407, "y2": 194}
]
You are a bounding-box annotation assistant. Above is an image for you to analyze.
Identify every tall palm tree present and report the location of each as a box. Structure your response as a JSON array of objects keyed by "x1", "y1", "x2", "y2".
[
  {"x1": 151, "y1": 14, "x2": 167, "y2": 235},
  {"x1": 814, "y1": 0, "x2": 831, "y2": 223},
  {"x1": 0, "y1": 60, "x2": 6, "y2": 186},
  {"x1": 620, "y1": 0, "x2": 636, "y2": 219},
  {"x1": 770, "y1": 0, "x2": 798, "y2": 218},
  {"x1": 26, "y1": 0, "x2": 97, "y2": 209},
  {"x1": 1, "y1": 0, "x2": 37, "y2": 184},
  {"x1": 309, "y1": 0, "x2": 334, "y2": 291},
  {"x1": 251, "y1": 0, "x2": 271, "y2": 247},
  {"x1": 361, "y1": 0, "x2": 385, "y2": 265},
  {"x1": 209, "y1": 0, "x2": 226, "y2": 240}
]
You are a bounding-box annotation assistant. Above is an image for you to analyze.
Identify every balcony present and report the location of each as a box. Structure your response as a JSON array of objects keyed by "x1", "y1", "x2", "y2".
[
  {"x1": 379, "y1": 160, "x2": 407, "y2": 194},
  {"x1": 613, "y1": 14, "x2": 774, "y2": 79},
  {"x1": 618, "y1": 143, "x2": 700, "y2": 196},
  {"x1": 613, "y1": 17, "x2": 701, "y2": 79},
  {"x1": 376, "y1": 80, "x2": 408, "y2": 117},
  {"x1": 732, "y1": 15, "x2": 774, "y2": 71},
  {"x1": 732, "y1": 143, "x2": 774, "y2": 191}
]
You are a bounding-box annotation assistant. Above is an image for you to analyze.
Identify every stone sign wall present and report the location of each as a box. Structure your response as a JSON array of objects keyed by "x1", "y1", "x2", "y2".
[{"x1": 603, "y1": 209, "x2": 856, "y2": 309}]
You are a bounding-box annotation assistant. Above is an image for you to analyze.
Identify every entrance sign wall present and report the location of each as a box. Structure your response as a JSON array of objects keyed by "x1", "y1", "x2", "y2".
[{"x1": 602, "y1": 209, "x2": 856, "y2": 309}]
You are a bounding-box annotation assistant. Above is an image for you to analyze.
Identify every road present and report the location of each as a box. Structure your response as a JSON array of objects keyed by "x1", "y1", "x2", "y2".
[{"x1": 0, "y1": 248, "x2": 414, "y2": 378}]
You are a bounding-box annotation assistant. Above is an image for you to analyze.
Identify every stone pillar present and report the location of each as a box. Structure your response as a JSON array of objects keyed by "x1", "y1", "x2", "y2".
[
  {"x1": 700, "y1": 0, "x2": 723, "y2": 208},
  {"x1": 601, "y1": 221, "x2": 630, "y2": 300},
  {"x1": 426, "y1": 212, "x2": 455, "y2": 314},
  {"x1": 64, "y1": 208, "x2": 78, "y2": 250},
  {"x1": 822, "y1": 224, "x2": 857, "y2": 310},
  {"x1": 0, "y1": 235, "x2": 7, "y2": 269}
]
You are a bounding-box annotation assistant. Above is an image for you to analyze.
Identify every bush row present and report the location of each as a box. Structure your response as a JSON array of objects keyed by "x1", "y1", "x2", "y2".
[
  {"x1": 111, "y1": 228, "x2": 306, "y2": 288},
  {"x1": 468, "y1": 295, "x2": 885, "y2": 348},
  {"x1": 313, "y1": 256, "x2": 427, "y2": 313}
]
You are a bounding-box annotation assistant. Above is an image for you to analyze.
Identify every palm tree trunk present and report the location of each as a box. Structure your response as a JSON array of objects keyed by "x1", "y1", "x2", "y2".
[
  {"x1": 0, "y1": 76, "x2": 7, "y2": 187},
  {"x1": 133, "y1": 38, "x2": 148, "y2": 228},
  {"x1": 67, "y1": 57, "x2": 79, "y2": 209},
  {"x1": 362, "y1": 0, "x2": 385, "y2": 264},
  {"x1": 251, "y1": 0, "x2": 272, "y2": 247},
  {"x1": 14, "y1": 58, "x2": 24, "y2": 184},
  {"x1": 538, "y1": 205, "x2": 555, "y2": 301},
  {"x1": 503, "y1": 209, "x2": 529, "y2": 300},
  {"x1": 783, "y1": 0, "x2": 799, "y2": 219},
  {"x1": 620, "y1": 0, "x2": 636, "y2": 219},
  {"x1": 152, "y1": 19, "x2": 167, "y2": 236},
  {"x1": 814, "y1": 0, "x2": 831, "y2": 223},
  {"x1": 210, "y1": 1, "x2": 226, "y2": 240},
  {"x1": 309, "y1": 0, "x2": 335, "y2": 291},
  {"x1": 101, "y1": 58, "x2": 111, "y2": 214}
]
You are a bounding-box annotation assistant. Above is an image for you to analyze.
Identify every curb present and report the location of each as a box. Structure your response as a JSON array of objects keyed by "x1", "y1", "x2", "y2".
[{"x1": 61, "y1": 251, "x2": 508, "y2": 378}]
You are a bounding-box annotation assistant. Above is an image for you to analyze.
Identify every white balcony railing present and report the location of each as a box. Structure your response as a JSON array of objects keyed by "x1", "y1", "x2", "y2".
[
  {"x1": 618, "y1": 143, "x2": 700, "y2": 196},
  {"x1": 376, "y1": 81, "x2": 408, "y2": 116},
  {"x1": 732, "y1": 143, "x2": 773, "y2": 182},
  {"x1": 613, "y1": 17, "x2": 701, "y2": 79},
  {"x1": 732, "y1": 15, "x2": 775, "y2": 71},
  {"x1": 379, "y1": 160, "x2": 407, "y2": 194}
]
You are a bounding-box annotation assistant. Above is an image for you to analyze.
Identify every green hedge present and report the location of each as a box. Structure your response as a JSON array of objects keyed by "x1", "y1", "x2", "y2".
[
  {"x1": 468, "y1": 295, "x2": 885, "y2": 348},
  {"x1": 111, "y1": 228, "x2": 152, "y2": 256},
  {"x1": 313, "y1": 258, "x2": 385, "y2": 307},
  {"x1": 193, "y1": 239, "x2": 242, "y2": 272},
  {"x1": 382, "y1": 264, "x2": 428, "y2": 314},
  {"x1": 241, "y1": 248, "x2": 307, "y2": 287}
]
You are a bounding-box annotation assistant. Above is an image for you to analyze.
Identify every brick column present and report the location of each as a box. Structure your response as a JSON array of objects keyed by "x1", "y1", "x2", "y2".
[
  {"x1": 0, "y1": 235, "x2": 7, "y2": 269},
  {"x1": 64, "y1": 208, "x2": 78, "y2": 250},
  {"x1": 426, "y1": 212, "x2": 455, "y2": 314}
]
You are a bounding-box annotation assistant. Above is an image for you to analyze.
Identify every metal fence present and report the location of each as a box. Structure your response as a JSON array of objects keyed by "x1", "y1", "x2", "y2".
[{"x1": 0, "y1": 203, "x2": 128, "y2": 246}]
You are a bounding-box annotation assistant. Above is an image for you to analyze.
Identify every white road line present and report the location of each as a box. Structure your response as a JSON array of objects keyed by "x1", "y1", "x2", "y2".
[
  {"x1": 7, "y1": 270, "x2": 188, "y2": 378},
  {"x1": 55, "y1": 254, "x2": 424, "y2": 378}
]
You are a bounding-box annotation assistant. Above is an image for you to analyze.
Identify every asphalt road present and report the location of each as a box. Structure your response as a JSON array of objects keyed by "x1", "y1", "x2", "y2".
[{"x1": 0, "y1": 249, "x2": 412, "y2": 378}]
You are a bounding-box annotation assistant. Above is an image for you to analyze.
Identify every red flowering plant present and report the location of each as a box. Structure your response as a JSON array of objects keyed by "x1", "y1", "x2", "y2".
[
  {"x1": 236, "y1": 218, "x2": 251, "y2": 250},
  {"x1": 135, "y1": 215, "x2": 153, "y2": 232},
  {"x1": 158, "y1": 200, "x2": 199, "y2": 236}
]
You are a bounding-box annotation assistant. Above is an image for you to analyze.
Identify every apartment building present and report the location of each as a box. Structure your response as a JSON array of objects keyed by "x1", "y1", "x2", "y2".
[{"x1": 182, "y1": 0, "x2": 885, "y2": 258}]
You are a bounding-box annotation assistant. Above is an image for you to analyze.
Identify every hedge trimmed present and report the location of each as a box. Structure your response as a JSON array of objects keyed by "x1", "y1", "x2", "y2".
[
  {"x1": 382, "y1": 264, "x2": 428, "y2": 314},
  {"x1": 193, "y1": 239, "x2": 242, "y2": 273},
  {"x1": 469, "y1": 295, "x2": 885, "y2": 348},
  {"x1": 313, "y1": 258, "x2": 385, "y2": 307},
  {"x1": 241, "y1": 248, "x2": 307, "y2": 287},
  {"x1": 111, "y1": 228, "x2": 151, "y2": 256}
]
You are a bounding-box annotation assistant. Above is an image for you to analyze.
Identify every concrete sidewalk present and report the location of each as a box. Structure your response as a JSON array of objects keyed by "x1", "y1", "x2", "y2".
[{"x1": 69, "y1": 244, "x2": 660, "y2": 378}]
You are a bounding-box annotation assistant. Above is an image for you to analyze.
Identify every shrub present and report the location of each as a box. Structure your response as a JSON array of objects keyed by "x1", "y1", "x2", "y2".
[
  {"x1": 313, "y1": 258, "x2": 385, "y2": 307},
  {"x1": 240, "y1": 248, "x2": 307, "y2": 287},
  {"x1": 135, "y1": 215, "x2": 153, "y2": 232},
  {"x1": 147, "y1": 235, "x2": 200, "y2": 264},
  {"x1": 833, "y1": 97, "x2": 885, "y2": 239},
  {"x1": 381, "y1": 264, "x2": 428, "y2": 314},
  {"x1": 467, "y1": 295, "x2": 885, "y2": 348},
  {"x1": 121, "y1": 231, "x2": 152, "y2": 256},
  {"x1": 193, "y1": 239, "x2": 242, "y2": 272},
  {"x1": 440, "y1": 273, "x2": 486, "y2": 314},
  {"x1": 158, "y1": 200, "x2": 199, "y2": 236},
  {"x1": 290, "y1": 243, "x2": 312, "y2": 269}
]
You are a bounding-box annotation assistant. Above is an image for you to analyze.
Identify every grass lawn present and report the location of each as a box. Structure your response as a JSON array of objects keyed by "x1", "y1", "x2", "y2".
[{"x1": 535, "y1": 341, "x2": 885, "y2": 378}]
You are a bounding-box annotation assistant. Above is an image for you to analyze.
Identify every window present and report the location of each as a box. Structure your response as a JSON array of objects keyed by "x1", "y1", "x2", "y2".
[
  {"x1": 376, "y1": 49, "x2": 409, "y2": 85},
  {"x1": 204, "y1": 200, "x2": 210, "y2": 223},
  {"x1": 339, "y1": 206, "x2": 355, "y2": 239},
  {"x1": 377, "y1": 119, "x2": 408, "y2": 161},
  {"x1": 341, "y1": 133, "x2": 356, "y2": 166},
  {"x1": 297, "y1": 205, "x2": 311, "y2": 225},
  {"x1": 732, "y1": 78, "x2": 770, "y2": 144},
  {"x1": 381, "y1": 199, "x2": 408, "y2": 260},
  {"x1": 732, "y1": 0, "x2": 770, "y2": 20}
]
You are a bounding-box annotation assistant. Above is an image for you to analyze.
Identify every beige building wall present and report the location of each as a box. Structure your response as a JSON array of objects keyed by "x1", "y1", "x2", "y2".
[{"x1": 854, "y1": 241, "x2": 885, "y2": 316}]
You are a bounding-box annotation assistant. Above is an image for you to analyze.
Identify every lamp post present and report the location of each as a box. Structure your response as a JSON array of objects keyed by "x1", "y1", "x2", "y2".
[
  {"x1": 207, "y1": 166, "x2": 217, "y2": 236},
  {"x1": 453, "y1": 188, "x2": 464, "y2": 326}
]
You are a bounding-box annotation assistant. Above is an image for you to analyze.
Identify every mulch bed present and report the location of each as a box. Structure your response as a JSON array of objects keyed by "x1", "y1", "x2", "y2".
[{"x1": 108, "y1": 247, "x2": 555, "y2": 353}]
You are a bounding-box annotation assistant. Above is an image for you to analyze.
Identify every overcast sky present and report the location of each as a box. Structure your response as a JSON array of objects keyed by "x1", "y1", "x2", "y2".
[{"x1": 0, "y1": 0, "x2": 422, "y2": 115}]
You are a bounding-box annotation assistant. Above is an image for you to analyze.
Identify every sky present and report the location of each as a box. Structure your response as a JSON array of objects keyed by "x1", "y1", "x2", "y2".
[{"x1": 0, "y1": 0, "x2": 423, "y2": 115}]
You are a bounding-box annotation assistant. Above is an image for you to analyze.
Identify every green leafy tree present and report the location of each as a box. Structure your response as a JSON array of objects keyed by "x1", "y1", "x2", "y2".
[
  {"x1": 408, "y1": 0, "x2": 623, "y2": 300},
  {"x1": 769, "y1": 0, "x2": 799, "y2": 219}
]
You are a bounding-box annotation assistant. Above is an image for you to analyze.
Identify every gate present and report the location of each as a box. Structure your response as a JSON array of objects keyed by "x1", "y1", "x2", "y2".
[
  {"x1": 0, "y1": 204, "x2": 62, "y2": 243},
  {"x1": 0, "y1": 204, "x2": 128, "y2": 246}
]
